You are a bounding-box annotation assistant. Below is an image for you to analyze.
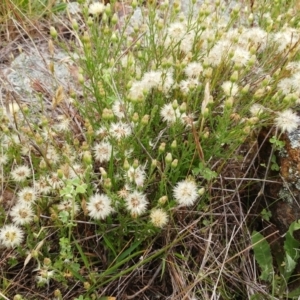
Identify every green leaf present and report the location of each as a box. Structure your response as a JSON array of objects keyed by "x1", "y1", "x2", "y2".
[
  {"x1": 282, "y1": 220, "x2": 300, "y2": 280},
  {"x1": 116, "y1": 239, "x2": 143, "y2": 263},
  {"x1": 251, "y1": 231, "x2": 273, "y2": 282}
]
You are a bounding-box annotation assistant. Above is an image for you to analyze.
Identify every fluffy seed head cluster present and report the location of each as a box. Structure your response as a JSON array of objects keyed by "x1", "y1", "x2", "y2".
[
  {"x1": 0, "y1": 224, "x2": 24, "y2": 248},
  {"x1": 87, "y1": 194, "x2": 113, "y2": 220},
  {"x1": 126, "y1": 166, "x2": 146, "y2": 187},
  {"x1": 150, "y1": 208, "x2": 169, "y2": 228},
  {"x1": 109, "y1": 121, "x2": 132, "y2": 140},
  {"x1": 221, "y1": 81, "x2": 239, "y2": 97},
  {"x1": 17, "y1": 187, "x2": 36, "y2": 204},
  {"x1": 275, "y1": 109, "x2": 300, "y2": 133},
  {"x1": 173, "y1": 179, "x2": 198, "y2": 206},
  {"x1": 10, "y1": 203, "x2": 34, "y2": 225},
  {"x1": 93, "y1": 141, "x2": 112, "y2": 162},
  {"x1": 125, "y1": 191, "x2": 148, "y2": 217},
  {"x1": 11, "y1": 165, "x2": 31, "y2": 182},
  {"x1": 57, "y1": 199, "x2": 80, "y2": 216},
  {"x1": 88, "y1": 2, "x2": 105, "y2": 15}
]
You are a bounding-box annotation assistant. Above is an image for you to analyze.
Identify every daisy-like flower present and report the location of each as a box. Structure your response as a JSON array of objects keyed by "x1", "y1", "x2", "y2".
[
  {"x1": 93, "y1": 141, "x2": 112, "y2": 163},
  {"x1": 0, "y1": 224, "x2": 24, "y2": 248},
  {"x1": 69, "y1": 163, "x2": 85, "y2": 179},
  {"x1": 125, "y1": 190, "x2": 148, "y2": 217},
  {"x1": 87, "y1": 193, "x2": 113, "y2": 220},
  {"x1": 127, "y1": 81, "x2": 146, "y2": 102},
  {"x1": 36, "y1": 268, "x2": 55, "y2": 286},
  {"x1": 35, "y1": 176, "x2": 52, "y2": 195},
  {"x1": 109, "y1": 121, "x2": 132, "y2": 141},
  {"x1": 184, "y1": 62, "x2": 203, "y2": 78},
  {"x1": 173, "y1": 179, "x2": 198, "y2": 206},
  {"x1": 0, "y1": 153, "x2": 8, "y2": 165},
  {"x1": 249, "y1": 104, "x2": 265, "y2": 117},
  {"x1": 207, "y1": 40, "x2": 231, "y2": 66},
  {"x1": 11, "y1": 165, "x2": 31, "y2": 182},
  {"x1": 47, "y1": 172, "x2": 64, "y2": 189},
  {"x1": 54, "y1": 115, "x2": 70, "y2": 132},
  {"x1": 179, "y1": 78, "x2": 201, "y2": 95},
  {"x1": 141, "y1": 71, "x2": 163, "y2": 90},
  {"x1": 112, "y1": 100, "x2": 132, "y2": 119},
  {"x1": 150, "y1": 208, "x2": 169, "y2": 228},
  {"x1": 221, "y1": 81, "x2": 239, "y2": 97},
  {"x1": 167, "y1": 22, "x2": 187, "y2": 41},
  {"x1": 126, "y1": 166, "x2": 146, "y2": 187},
  {"x1": 88, "y1": 2, "x2": 105, "y2": 15},
  {"x1": 10, "y1": 203, "x2": 34, "y2": 225},
  {"x1": 275, "y1": 109, "x2": 300, "y2": 133},
  {"x1": 17, "y1": 187, "x2": 37, "y2": 205},
  {"x1": 57, "y1": 199, "x2": 80, "y2": 216},
  {"x1": 45, "y1": 146, "x2": 60, "y2": 165},
  {"x1": 231, "y1": 47, "x2": 250, "y2": 66},
  {"x1": 160, "y1": 103, "x2": 180, "y2": 124}
]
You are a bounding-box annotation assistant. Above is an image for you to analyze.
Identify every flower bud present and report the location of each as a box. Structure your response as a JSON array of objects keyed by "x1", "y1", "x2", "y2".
[
  {"x1": 50, "y1": 26, "x2": 58, "y2": 38},
  {"x1": 171, "y1": 159, "x2": 178, "y2": 168},
  {"x1": 165, "y1": 152, "x2": 172, "y2": 164},
  {"x1": 159, "y1": 143, "x2": 166, "y2": 153},
  {"x1": 158, "y1": 195, "x2": 168, "y2": 205},
  {"x1": 141, "y1": 114, "x2": 149, "y2": 125}
]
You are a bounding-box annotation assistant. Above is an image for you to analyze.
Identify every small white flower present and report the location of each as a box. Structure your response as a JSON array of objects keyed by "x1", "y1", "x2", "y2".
[
  {"x1": 47, "y1": 172, "x2": 64, "y2": 189},
  {"x1": 87, "y1": 194, "x2": 113, "y2": 220},
  {"x1": 112, "y1": 100, "x2": 132, "y2": 119},
  {"x1": 0, "y1": 154, "x2": 8, "y2": 165},
  {"x1": 126, "y1": 166, "x2": 146, "y2": 187},
  {"x1": 17, "y1": 187, "x2": 37, "y2": 204},
  {"x1": 69, "y1": 163, "x2": 85, "y2": 178},
  {"x1": 127, "y1": 81, "x2": 146, "y2": 102},
  {"x1": 45, "y1": 146, "x2": 60, "y2": 165},
  {"x1": 57, "y1": 199, "x2": 80, "y2": 216},
  {"x1": 141, "y1": 70, "x2": 163, "y2": 90},
  {"x1": 109, "y1": 122, "x2": 132, "y2": 140},
  {"x1": 54, "y1": 115, "x2": 70, "y2": 132},
  {"x1": 150, "y1": 208, "x2": 169, "y2": 228},
  {"x1": 93, "y1": 141, "x2": 112, "y2": 162},
  {"x1": 173, "y1": 179, "x2": 198, "y2": 206},
  {"x1": 221, "y1": 81, "x2": 239, "y2": 97},
  {"x1": 35, "y1": 176, "x2": 52, "y2": 195},
  {"x1": 10, "y1": 203, "x2": 34, "y2": 225},
  {"x1": 88, "y1": 2, "x2": 105, "y2": 15},
  {"x1": 231, "y1": 47, "x2": 250, "y2": 66},
  {"x1": 160, "y1": 103, "x2": 180, "y2": 124},
  {"x1": 0, "y1": 224, "x2": 24, "y2": 248},
  {"x1": 36, "y1": 269, "x2": 55, "y2": 286},
  {"x1": 275, "y1": 109, "x2": 300, "y2": 133},
  {"x1": 167, "y1": 22, "x2": 186, "y2": 40},
  {"x1": 184, "y1": 62, "x2": 203, "y2": 78},
  {"x1": 125, "y1": 190, "x2": 148, "y2": 217},
  {"x1": 11, "y1": 165, "x2": 31, "y2": 182},
  {"x1": 249, "y1": 104, "x2": 265, "y2": 117}
]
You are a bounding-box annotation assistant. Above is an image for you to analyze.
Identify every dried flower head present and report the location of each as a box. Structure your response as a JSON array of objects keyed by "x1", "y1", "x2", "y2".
[
  {"x1": 126, "y1": 166, "x2": 146, "y2": 187},
  {"x1": 88, "y1": 2, "x2": 105, "y2": 15},
  {"x1": 10, "y1": 203, "x2": 34, "y2": 225},
  {"x1": 275, "y1": 109, "x2": 300, "y2": 133},
  {"x1": 87, "y1": 193, "x2": 113, "y2": 220},
  {"x1": 57, "y1": 199, "x2": 80, "y2": 216},
  {"x1": 93, "y1": 141, "x2": 112, "y2": 163},
  {"x1": 173, "y1": 179, "x2": 198, "y2": 206},
  {"x1": 150, "y1": 208, "x2": 169, "y2": 228},
  {"x1": 0, "y1": 224, "x2": 24, "y2": 248},
  {"x1": 109, "y1": 121, "x2": 132, "y2": 140},
  {"x1": 125, "y1": 190, "x2": 148, "y2": 217},
  {"x1": 11, "y1": 165, "x2": 31, "y2": 182}
]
